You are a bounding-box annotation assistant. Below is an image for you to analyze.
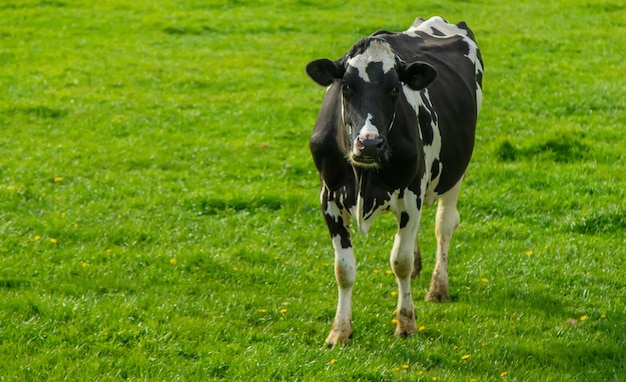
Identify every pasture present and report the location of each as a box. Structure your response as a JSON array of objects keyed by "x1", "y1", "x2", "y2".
[{"x1": 0, "y1": 0, "x2": 624, "y2": 380}]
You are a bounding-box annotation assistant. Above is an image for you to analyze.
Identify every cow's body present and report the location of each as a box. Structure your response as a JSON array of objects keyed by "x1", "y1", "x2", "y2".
[{"x1": 306, "y1": 17, "x2": 483, "y2": 347}]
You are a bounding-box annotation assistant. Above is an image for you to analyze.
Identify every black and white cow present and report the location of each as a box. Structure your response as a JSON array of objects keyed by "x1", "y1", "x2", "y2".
[{"x1": 305, "y1": 17, "x2": 483, "y2": 347}]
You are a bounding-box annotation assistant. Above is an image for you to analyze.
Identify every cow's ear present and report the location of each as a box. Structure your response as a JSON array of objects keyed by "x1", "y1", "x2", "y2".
[
  {"x1": 306, "y1": 58, "x2": 343, "y2": 87},
  {"x1": 400, "y1": 61, "x2": 437, "y2": 90}
]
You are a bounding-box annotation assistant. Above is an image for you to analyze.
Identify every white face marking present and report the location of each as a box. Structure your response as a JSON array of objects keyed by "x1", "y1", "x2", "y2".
[
  {"x1": 357, "y1": 113, "x2": 378, "y2": 139},
  {"x1": 347, "y1": 40, "x2": 396, "y2": 83}
]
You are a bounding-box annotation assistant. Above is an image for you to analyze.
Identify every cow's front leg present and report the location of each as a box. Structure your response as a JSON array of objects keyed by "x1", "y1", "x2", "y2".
[
  {"x1": 390, "y1": 209, "x2": 420, "y2": 337},
  {"x1": 321, "y1": 189, "x2": 355, "y2": 347},
  {"x1": 326, "y1": 236, "x2": 355, "y2": 347},
  {"x1": 426, "y1": 179, "x2": 462, "y2": 302}
]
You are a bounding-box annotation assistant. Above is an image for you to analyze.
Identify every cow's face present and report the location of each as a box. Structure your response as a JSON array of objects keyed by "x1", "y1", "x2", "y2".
[{"x1": 307, "y1": 38, "x2": 437, "y2": 168}]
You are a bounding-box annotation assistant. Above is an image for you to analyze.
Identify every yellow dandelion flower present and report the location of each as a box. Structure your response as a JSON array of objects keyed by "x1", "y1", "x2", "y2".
[
  {"x1": 373, "y1": 269, "x2": 379, "y2": 274},
  {"x1": 385, "y1": 269, "x2": 393, "y2": 275},
  {"x1": 258, "y1": 309, "x2": 267, "y2": 313},
  {"x1": 50, "y1": 238, "x2": 57, "y2": 244},
  {"x1": 330, "y1": 359, "x2": 337, "y2": 365},
  {"x1": 461, "y1": 354, "x2": 471, "y2": 360},
  {"x1": 500, "y1": 371, "x2": 508, "y2": 377},
  {"x1": 392, "y1": 318, "x2": 398, "y2": 324},
  {"x1": 391, "y1": 290, "x2": 398, "y2": 296},
  {"x1": 274, "y1": 256, "x2": 280, "y2": 260},
  {"x1": 283, "y1": 261, "x2": 289, "y2": 265},
  {"x1": 432, "y1": 377, "x2": 438, "y2": 381},
  {"x1": 481, "y1": 278, "x2": 489, "y2": 283},
  {"x1": 453, "y1": 345, "x2": 459, "y2": 350},
  {"x1": 280, "y1": 308, "x2": 287, "y2": 314},
  {"x1": 392, "y1": 367, "x2": 400, "y2": 372},
  {"x1": 82, "y1": 262, "x2": 88, "y2": 269},
  {"x1": 169, "y1": 258, "x2": 177, "y2": 265},
  {"x1": 34, "y1": 235, "x2": 41, "y2": 241},
  {"x1": 54, "y1": 177, "x2": 63, "y2": 183},
  {"x1": 525, "y1": 250, "x2": 533, "y2": 256},
  {"x1": 401, "y1": 364, "x2": 409, "y2": 369},
  {"x1": 418, "y1": 325, "x2": 426, "y2": 332},
  {"x1": 233, "y1": 267, "x2": 239, "y2": 271},
  {"x1": 601, "y1": 314, "x2": 607, "y2": 319},
  {"x1": 580, "y1": 314, "x2": 587, "y2": 321}
]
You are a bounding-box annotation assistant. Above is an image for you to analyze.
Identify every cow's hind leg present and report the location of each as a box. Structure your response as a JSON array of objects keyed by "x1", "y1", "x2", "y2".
[
  {"x1": 321, "y1": 189, "x2": 355, "y2": 347},
  {"x1": 390, "y1": 200, "x2": 421, "y2": 336},
  {"x1": 412, "y1": 240, "x2": 422, "y2": 279},
  {"x1": 426, "y1": 178, "x2": 463, "y2": 302}
]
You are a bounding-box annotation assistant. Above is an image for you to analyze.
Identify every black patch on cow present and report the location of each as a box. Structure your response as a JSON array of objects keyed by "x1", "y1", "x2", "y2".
[
  {"x1": 371, "y1": 29, "x2": 393, "y2": 36},
  {"x1": 324, "y1": 213, "x2": 352, "y2": 249},
  {"x1": 320, "y1": 186, "x2": 355, "y2": 249},
  {"x1": 399, "y1": 211, "x2": 410, "y2": 229},
  {"x1": 430, "y1": 27, "x2": 446, "y2": 37},
  {"x1": 420, "y1": 92, "x2": 438, "y2": 124},
  {"x1": 431, "y1": 159, "x2": 441, "y2": 179},
  {"x1": 366, "y1": 62, "x2": 384, "y2": 83},
  {"x1": 418, "y1": 105, "x2": 434, "y2": 146}
]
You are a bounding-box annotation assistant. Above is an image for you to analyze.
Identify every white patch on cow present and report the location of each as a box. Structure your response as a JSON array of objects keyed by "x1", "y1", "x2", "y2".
[
  {"x1": 402, "y1": 87, "x2": 443, "y2": 205},
  {"x1": 475, "y1": 81, "x2": 483, "y2": 114},
  {"x1": 358, "y1": 113, "x2": 378, "y2": 139},
  {"x1": 355, "y1": 197, "x2": 372, "y2": 235},
  {"x1": 347, "y1": 40, "x2": 395, "y2": 83},
  {"x1": 324, "y1": 196, "x2": 342, "y2": 219},
  {"x1": 416, "y1": 16, "x2": 466, "y2": 38}
]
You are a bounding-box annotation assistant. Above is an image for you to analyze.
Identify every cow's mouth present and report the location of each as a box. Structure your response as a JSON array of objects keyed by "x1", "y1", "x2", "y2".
[{"x1": 349, "y1": 154, "x2": 380, "y2": 168}]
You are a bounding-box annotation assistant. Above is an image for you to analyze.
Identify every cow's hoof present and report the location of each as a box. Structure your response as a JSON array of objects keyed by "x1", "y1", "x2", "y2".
[
  {"x1": 394, "y1": 307, "x2": 417, "y2": 337},
  {"x1": 394, "y1": 324, "x2": 417, "y2": 338},
  {"x1": 425, "y1": 290, "x2": 450, "y2": 302},
  {"x1": 325, "y1": 329, "x2": 352, "y2": 348}
]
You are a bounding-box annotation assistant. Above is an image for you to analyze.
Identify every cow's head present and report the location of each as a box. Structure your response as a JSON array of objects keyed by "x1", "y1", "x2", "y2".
[{"x1": 306, "y1": 37, "x2": 437, "y2": 168}]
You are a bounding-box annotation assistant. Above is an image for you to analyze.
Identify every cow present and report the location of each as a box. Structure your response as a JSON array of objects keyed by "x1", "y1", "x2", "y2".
[{"x1": 305, "y1": 16, "x2": 483, "y2": 347}]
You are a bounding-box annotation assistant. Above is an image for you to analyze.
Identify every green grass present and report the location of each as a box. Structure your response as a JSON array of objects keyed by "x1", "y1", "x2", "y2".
[{"x1": 1, "y1": 0, "x2": 625, "y2": 380}]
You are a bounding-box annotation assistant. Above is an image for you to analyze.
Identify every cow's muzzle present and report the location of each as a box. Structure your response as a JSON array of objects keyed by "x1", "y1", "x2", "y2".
[{"x1": 351, "y1": 133, "x2": 384, "y2": 167}]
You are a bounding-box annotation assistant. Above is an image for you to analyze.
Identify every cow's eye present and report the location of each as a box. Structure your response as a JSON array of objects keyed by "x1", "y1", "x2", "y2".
[
  {"x1": 392, "y1": 83, "x2": 401, "y2": 94},
  {"x1": 341, "y1": 81, "x2": 352, "y2": 94}
]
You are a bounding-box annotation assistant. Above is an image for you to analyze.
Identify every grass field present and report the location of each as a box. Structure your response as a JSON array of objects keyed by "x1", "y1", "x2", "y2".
[{"x1": 1, "y1": 0, "x2": 625, "y2": 380}]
